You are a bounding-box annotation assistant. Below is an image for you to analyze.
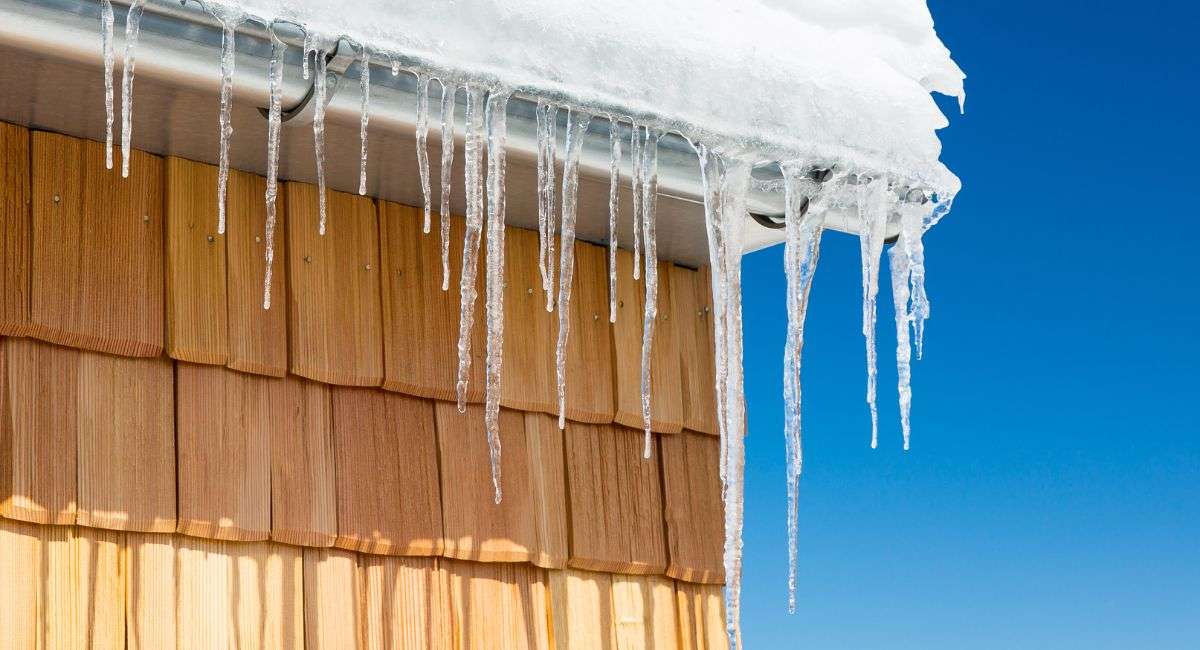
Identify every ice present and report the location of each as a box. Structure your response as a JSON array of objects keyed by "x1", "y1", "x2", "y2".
[
  {"x1": 214, "y1": 6, "x2": 244, "y2": 234},
  {"x1": 438, "y1": 81, "x2": 457, "y2": 291},
  {"x1": 415, "y1": 73, "x2": 433, "y2": 233},
  {"x1": 357, "y1": 49, "x2": 370, "y2": 196},
  {"x1": 261, "y1": 32, "x2": 285, "y2": 310},
  {"x1": 483, "y1": 90, "x2": 511, "y2": 503},
  {"x1": 629, "y1": 125, "x2": 643, "y2": 281},
  {"x1": 390, "y1": 59, "x2": 400, "y2": 76},
  {"x1": 638, "y1": 129, "x2": 661, "y2": 457},
  {"x1": 905, "y1": 199, "x2": 936, "y2": 359},
  {"x1": 118, "y1": 0, "x2": 146, "y2": 179},
  {"x1": 535, "y1": 100, "x2": 558, "y2": 311},
  {"x1": 554, "y1": 109, "x2": 593, "y2": 429},
  {"x1": 607, "y1": 118, "x2": 621, "y2": 323},
  {"x1": 100, "y1": 0, "x2": 114, "y2": 170},
  {"x1": 305, "y1": 34, "x2": 331, "y2": 235},
  {"x1": 454, "y1": 85, "x2": 486, "y2": 411},
  {"x1": 856, "y1": 177, "x2": 891, "y2": 449},
  {"x1": 888, "y1": 238, "x2": 913, "y2": 451}
]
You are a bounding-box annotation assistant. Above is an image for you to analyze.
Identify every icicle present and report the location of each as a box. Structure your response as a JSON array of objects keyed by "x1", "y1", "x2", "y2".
[
  {"x1": 415, "y1": 73, "x2": 433, "y2": 233},
  {"x1": 638, "y1": 129, "x2": 661, "y2": 458},
  {"x1": 607, "y1": 118, "x2": 622, "y2": 323},
  {"x1": 391, "y1": 59, "x2": 400, "y2": 76},
  {"x1": 904, "y1": 199, "x2": 934, "y2": 359},
  {"x1": 214, "y1": 7, "x2": 244, "y2": 234},
  {"x1": 357, "y1": 49, "x2": 370, "y2": 196},
  {"x1": 306, "y1": 36, "x2": 330, "y2": 235},
  {"x1": 483, "y1": 90, "x2": 511, "y2": 503},
  {"x1": 262, "y1": 32, "x2": 286, "y2": 310},
  {"x1": 118, "y1": 0, "x2": 146, "y2": 179},
  {"x1": 453, "y1": 85, "x2": 487, "y2": 411},
  {"x1": 554, "y1": 109, "x2": 593, "y2": 430},
  {"x1": 629, "y1": 125, "x2": 644, "y2": 280},
  {"x1": 889, "y1": 238, "x2": 913, "y2": 451},
  {"x1": 438, "y1": 82, "x2": 457, "y2": 291},
  {"x1": 698, "y1": 146, "x2": 730, "y2": 484},
  {"x1": 535, "y1": 100, "x2": 559, "y2": 311},
  {"x1": 780, "y1": 163, "x2": 827, "y2": 614},
  {"x1": 100, "y1": 0, "x2": 115, "y2": 170},
  {"x1": 856, "y1": 177, "x2": 891, "y2": 449}
]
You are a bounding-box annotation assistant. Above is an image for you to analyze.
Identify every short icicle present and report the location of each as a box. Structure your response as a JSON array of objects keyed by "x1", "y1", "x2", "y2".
[
  {"x1": 535, "y1": 100, "x2": 559, "y2": 311},
  {"x1": 907, "y1": 198, "x2": 939, "y2": 359},
  {"x1": 638, "y1": 129, "x2": 662, "y2": 457},
  {"x1": 554, "y1": 108, "x2": 593, "y2": 429},
  {"x1": 856, "y1": 177, "x2": 892, "y2": 449},
  {"x1": 453, "y1": 85, "x2": 487, "y2": 411},
  {"x1": 889, "y1": 236, "x2": 914, "y2": 451},
  {"x1": 118, "y1": 0, "x2": 146, "y2": 178},
  {"x1": 483, "y1": 90, "x2": 511, "y2": 503},
  {"x1": 438, "y1": 81, "x2": 458, "y2": 290},
  {"x1": 262, "y1": 31, "x2": 286, "y2": 310},
  {"x1": 357, "y1": 48, "x2": 371, "y2": 196},
  {"x1": 214, "y1": 6, "x2": 244, "y2": 234},
  {"x1": 629, "y1": 125, "x2": 644, "y2": 280},
  {"x1": 415, "y1": 73, "x2": 433, "y2": 233},
  {"x1": 100, "y1": 0, "x2": 115, "y2": 169},
  {"x1": 607, "y1": 118, "x2": 622, "y2": 323}
]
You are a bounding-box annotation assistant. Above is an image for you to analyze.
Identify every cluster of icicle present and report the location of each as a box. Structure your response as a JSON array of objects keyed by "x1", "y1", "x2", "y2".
[{"x1": 99, "y1": 5, "x2": 949, "y2": 647}]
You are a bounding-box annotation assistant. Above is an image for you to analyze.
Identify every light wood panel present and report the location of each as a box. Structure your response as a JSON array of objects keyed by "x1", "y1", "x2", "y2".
[
  {"x1": 76, "y1": 351, "x2": 176, "y2": 533},
  {"x1": 612, "y1": 251, "x2": 683, "y2": 433},
  {"x1": 548, "y1": 569, "x2": 616, "y2": 650},
  {"x1": 610, "y1": 574, "x2": 678, "y2": 650},
  {"x1": 671, "y1": 265, "x2": 718, "y2": 436},
  {"x1": 524, "y1": 413, "x2": 569, "y2": 570},
  {"x1": 271, "y1": 375, "x2": 337, "y2": 547},
  {"x1": 0, "y1": 337, "x2": 78, "y2": 525},
  {"x1": 165, "y1": 156, "x2": 229, "y2": 364},
  {"x1": 660, "y1": 432, "x2": 724, "y2": 584},
  {"x1": 226, "y1": 169, "x2": 289, "y2": 376},
  {"x1": 445, "y1": 559, "x2": 551, "y2": 650},
  {"x1": 564, "y1": 240, "x2": 615, "y2": 424},
  {"x1": 286, "y1": 182, "x2": 384, "y2": 387},
  {"x1": 29, "y1": 131, "x2": 164, "y2": 357},
  {"x1": 175, "y1": 363, "x2": 271, "y2": 541},
  {"x1": 436, "y1": 403, "x2": 536, "y2": 564},
  {"x1": 675, "y1": 582, "x2": 729, "y2": 650},
  {"x1": 332, "y1": 388, "x2": 444, "y2": 556},
  {"x1": 69, "y1": 527, "x2": 128, "y2": 650},
  {"x1": 361, "y1": 555, "x2": 453, "y2": 649},
  {"x1": 125, "y1": 533, "x2": 178, "y2": 650},
  {"x1": 379, "y1": 202, "x2": 485, "y2": 403},
  {"x1": 0, "y1": 123, "x2": 30, "y2": 337},
  {"x1": 304, "y1": 547, "x2": 366, "y2": 649},
  {"x1": 500, "y1": 227, "x2": 556, "y2": 414},
  {"x1": 563, "y1": 422, "x2": 668, "y2": 575},
  {"x1": 0, "y1": 517, "x2": 47, "y2": 648}
]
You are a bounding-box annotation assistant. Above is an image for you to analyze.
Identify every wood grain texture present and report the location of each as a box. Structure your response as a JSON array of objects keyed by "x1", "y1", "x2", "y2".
[
  {"x1": 165, "y1": 156, "x2": 229, "y2": 364},
  {"x1": 0, "y1": 517, "x2": 49, "y2": 649},
  {"x1": 675, "y1": 582, "x2": 729, "y2": 650},
  {"x1": 499, "y1": 227, "x2": 556, "y2": 414},
  {"x1": 671, "y1": 265, "x2": 718, "y2": 436},
  {"x1": 68, "y1": 527, "x2": 128, "y2": 650},
  {"x1": 445, "y1": 558, "x2": 551, "y2": 650},
  {"x1": 436, "y1": 403, "x2": 535, "y2": 564},
  {"x1": 548, "y1": 569, "x2": 616, "y2": 650},
  {"x1": 76, "y1": 351, "x2": 176, "y2": 533},
  {"x1": 524, "y1": 413, "x2": 568, "y2": 570},
  {"x1": 609, "y1": 574, "x2": 678, "y2": 650},
  {"x1": 271, "y1": 375, "x2": 337, "y2": 547},
  {"x1": 563, "y1": 422, "x2": 668, "y2": 576},
  {"x1": 564, "y1": 240, "x2": 615, "y2": 424},
  {"x1": 379, "y1": 201, "x2": 484, "y2": 403},
  {"x1": 175, "y1": 363, "x2": 271, "y2": 541},
  {"x1": 332, "y1": 388, "x2": 444, "y2": 556},
  {"x1": 0, "y1": 123, "x2": 31, "y2": 337},
  {"x1": 29, "y1": 131, "x2": 164, "y2": 357},
  {"x1": 286, "y1": 182, "x2": 384, "y2": 387},
  {"x1": 304, "y1": 546, "x2": 366, "y2": 649},
  {"x1": 0, "y1": 337, "x2": 78, "y2": 525},
  {"x1": 361, "y1": 555, "x2": 453, "y2": 650},
  {"x1": 660, "y1": 432, "x2": 724, "y2": 584},
  {"x1": 125, "y1": 533, "x2": 178, "y2": 650},
  {"x1": 611, "y1": 251, "x2": 683, "y2": 433},
  {"x1": 226, "y1": 169, "x2": 288, "y2": 377}
]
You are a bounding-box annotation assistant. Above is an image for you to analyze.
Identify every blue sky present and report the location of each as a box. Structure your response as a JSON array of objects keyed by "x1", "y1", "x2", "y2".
[{"x1": 736, "y1": 1, "x2": 1200, "y2": 647}]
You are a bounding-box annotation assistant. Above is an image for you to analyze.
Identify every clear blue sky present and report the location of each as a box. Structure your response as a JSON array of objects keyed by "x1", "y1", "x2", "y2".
[{"x1": 737, "y1": 1, "x2": 1200, "y2": 647}]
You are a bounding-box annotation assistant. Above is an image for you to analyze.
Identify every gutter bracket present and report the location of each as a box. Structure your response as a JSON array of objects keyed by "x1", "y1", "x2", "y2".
[{"x1": 257, "y1": 37, "x2": 357, "y2": 127}]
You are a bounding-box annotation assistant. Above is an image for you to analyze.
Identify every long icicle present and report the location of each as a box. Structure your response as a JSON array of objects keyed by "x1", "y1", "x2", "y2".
[
  {"x1": 118, "y1": 0, "x2": 146, "y2": 178},
  {"x1": 483, "y1": 90, "x2": 511, "y2": 503},
  {"x1": 857, "y1": 177, "x2": 891, "y2": 449},
  {"x1": 438, "y1": 81, "x2": 457, "y2": 290},
  {"x1": 536, "y1": 101, "x2": 559, "y2": 312},
  {"x1": 639, "y1": 129, "x2": 661, "y2": 457},
  {"x1": 100, "y1": 0, "x2": 115, "y2": 169},
  {"x1": 262, "y1": 31, "x2": 286, "y2": 310},
  {"x1": 214, "y1": 7, "x2": 243, "y2": 234},
  {"x1": 454, "y1": 85, "x2": 487, "y2": 411},
  {"x1": 630, "y1": 125, "x2": 644, "y2": 280},
  {"x1": 698, "y1": 145, "x2": 730, "y2": 486},
  {"x1": 308, "y1": 38, "x2": 330, "y2": 235},
  {"x1": 554, "y1": 108, "x2": 593, "y2": 429},
  {"x1": 889, "y1": 236, "x2": 914, "y2": 451},
  {"x1": 607, "y1": 118, "x2": 622, "y2": 323},
  {"x1": 357, "y1": 48, "x2": 370, "y2": 196},
  {"x1": 415, "y1": 73, "x2": 433, "y2": 233}
]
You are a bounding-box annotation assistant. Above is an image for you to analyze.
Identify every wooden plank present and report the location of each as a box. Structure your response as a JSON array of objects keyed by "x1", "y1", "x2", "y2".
[
  {"x1": 286, "y1": 182, "x2": 384, "y2": 386},
  {"x1": 611, "y1": 251, "x2": 683, "y2": 433},
  {"x1": 304, "y1": 546, "x2": 366, "y2": 649},
  {"x1": 29, "y1": 131, "x2": 164, "y2": 357},
  {"x1": 177, "y1": 536, "x2": 236, "y2": 648},
  {"x1": 271, "y1": 375, "x2": 337, "y2": 547},
  {"x1": 0, "y1": 123, "x2": 31, "y2": 337},
  {"x1": 499, "y1": 226, "x2": 556, "y2": 414},
  {"x1": 445, "y1": 558, "x2": 551, "y2": 650},
  {"x1": 610, "y1": 574, "x2": 678, "y2": 650},
  {"x1": 564, "y1": 240, "x2": 615, "y2": 424},
  {"x1": 125, "y1": 533, "x2": 178, "y2": 650},
  {"x1": 675, "y1": 582, "x2": 729, "y2": 650},
  {"x1": 548, "y1": 569, "x2": 616, "y2": 650},
  {"x1": 0, "y1": 517, "x2": 44, "y2": 648},
  {"x1": 36, "y1": 521, "x2": 75, "y2": 650},
  {"x1": 660, "y1": 432, "x2": 724, "y2": 584},
  {"x1": 69, "y1": 527, "x2": 128, "y2": 650},
  {"x1": 165, "y1": 156, "x2": 229, "y2": 364},
  {"x1": 378, "y1": 201, "x2": 485, "y2": 403},
  {"x1": 332, "y1": 388, "x2": 444, "y2": 556},
  {"x1": 563, "y1": 422, "x2": 667, "y2": 575},
  {"x1": 175, "y1": 363, "x2": 271, "y2": 541},
  {"x1": 671, "y1": 265, "x2": 718, "y2": 436},
  {"x1": 76, "y1": 350, "x2": 176, "y2": 533},
  {"x1": 523, "y1": 413, "x2": 568, "y2": 570},
  {"x1": 0, "y1": 337, "x2": 78, "y2": 525},
  {"x1": 226, "y1": 168, "x2": 289, "y2": 376},
  {"x1": 361, "y1": 555, "x2": 453, "y2": 649},
  {"x1": 436, "y1": 403, "x2": 535, "y2": 564}
]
